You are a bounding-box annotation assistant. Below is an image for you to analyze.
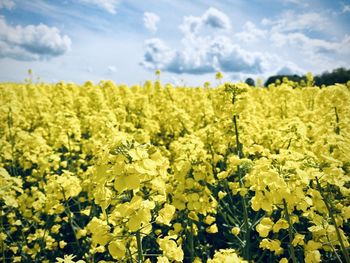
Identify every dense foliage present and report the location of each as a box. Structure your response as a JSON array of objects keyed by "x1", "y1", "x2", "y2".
[
  {"x1": 1, "y1": 78, "x2": 350, "y2": 263},
  {"x1": 264, "y1": 67, "x2": 350, "y2": 87}
]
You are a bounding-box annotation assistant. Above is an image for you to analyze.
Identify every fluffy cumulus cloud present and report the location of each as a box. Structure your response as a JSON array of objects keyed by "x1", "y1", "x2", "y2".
[
  {"x1": 259, "y1": 11, "x2": 350, "y2": 64},
  {"x1": 141, "y1": 8, "x2": 270, "y2": 75},
  {"x1": 202, "y1": 7, "x2": 231, "y2": 30},
  {"x1": 0, "y1": 0, "x2": 15, "y2": 9},
  {"x1": 141, "y1": 36, "x2": 272, "y2": 74},
  {"x1": 143, "y1": 12, "x2": 160, "y2": 33},
  {"x1": 0, "y1": 16, "x2": 72, "y2": 60},
  {"x1": 343, "y1": 5, "x2": 350, "y2": 13},
  {"x1": 141, "y1": 38, "x2": 177, "y2": 71},
  {"x1": 262, "y1": 11, "x2": 328, "y2": 33},
  {"x1": 141, "y1": 8, "x2": 349, "y2": 77},
  {"x1": 180, "y1": 7, "x2": 231, "y2": 35},
  {"x1": 235, "y1": 21, "x2": 267, "y2": 43},
  {"x1": 270, "y1": 31, "x2": 350, "y2": 55},
  {"x1": 79, "y1": 0, "x2": 119, "y2": 14}
]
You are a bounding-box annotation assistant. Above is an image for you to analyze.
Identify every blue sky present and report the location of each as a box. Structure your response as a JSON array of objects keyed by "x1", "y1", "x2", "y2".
[{"x1": 0, "y1": 0, "x2": 349, "y2": 85}]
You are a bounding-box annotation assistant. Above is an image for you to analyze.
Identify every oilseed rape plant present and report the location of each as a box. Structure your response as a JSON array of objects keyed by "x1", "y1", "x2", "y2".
[{"x1": 0, "y1": 76, "x2": 350, "y2": 263}]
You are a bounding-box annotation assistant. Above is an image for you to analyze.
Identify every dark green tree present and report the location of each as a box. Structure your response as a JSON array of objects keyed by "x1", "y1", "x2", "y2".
[
  {"x1": 314, "y1": 67, "x2": 350, "y2": 86},
  {"x1": 264, "y1": 74, "x2": 305, "y2": 87},
  {"x1": 245, "y1": 77, "x2": 255, "y2": 87}
]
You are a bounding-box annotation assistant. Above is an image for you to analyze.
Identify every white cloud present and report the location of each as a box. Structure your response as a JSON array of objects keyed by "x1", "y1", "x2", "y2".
[
  {"x1": 263, "y1": 11, "x2": 328, "y2": 33},
  {"x1": 282, "y1": 0, "x2": 309, "y2": 7},
  {"x1": 140, "y1": 38, "x2": 177, "y2": 71},
  {"x1": 202, "y1": 7, "x2": 231, "y2": 30},
  {"x1": 141, "y1": 34, "x2": 271, "y2": 74},
  {"x1": 235, "y1": 21, "x2": 267, "y2": 43},
  {"x1": 343, "y1": 5, "x2": 350, "y2": 13},
  {"x1": 179, "y1": 16, "x2": 202, "y2": 35},
  {"x1": 79, "y1": 0, "x2": 119, "y2": 14},
  {"x1": 0, "y1": 16, "x2": 72, "y2": 60},
  {"x1": 141, "y1": 7, "x2": 349, "y2": 79},
  {"x1": 284, "y1": 0, "x2": 302, "y2": 3},
  {"x1": 180, "y1": 7, "x2": 231, "y2": 35},
  {"x1": 107, "y1": 65, "x2": 117, "y2": 73},
  {"x1": 270, "y1": 31, "x2": 350, "y2": 55},
  {"x1": 0, "y1": 0, "x2": 15, "y2": 9},
  {"x1": 143, "y1": 12, "x2": 160, "y2": 33},
  {"x1": 258, "y1": 10, "x2": 350, "y2": 65},
  {"x1": 141, "y1": 9, "x2": 278, "y2": 75}
]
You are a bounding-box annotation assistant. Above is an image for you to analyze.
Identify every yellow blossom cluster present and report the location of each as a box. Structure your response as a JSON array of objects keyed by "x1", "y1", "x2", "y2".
[{"x1": 0, "y1": 79, "x2": 349, "y2": 262}]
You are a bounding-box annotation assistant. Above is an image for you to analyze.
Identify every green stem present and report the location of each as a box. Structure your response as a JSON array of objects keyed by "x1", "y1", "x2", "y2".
[
  {"x1": 326, "y1": 233, "x2": 343, "y2": 263},
  {"x1": 188, "y1": 220, "x2": 195, "y2": 263},
  {"x1": 62, "y1": 190, "x2": 83, "y2": 257},
  {"x1": 136, "y1": 230, "x2": 143, "y2": 263},
  {"x1": 255, "y1": 249, "x2": 268, "y2": 263},
  {"x1": 315, "y1": 177, "x2": 350, "y2": 263},
  {"x1": 233, "y1": 115, "x2": 243, "y2": 158},
  {"x1": 282, "y1": 199, "x2": 297, "y2": 263},
  {"x1": 233, "y1": 115, "x2": 250, "y2": 261},
  {"x1": 240, "y1": 174, "x2": 250, "y2": 261},
  {"x1": 1, "y1": 209, "x2": 5, "y2": 263}
]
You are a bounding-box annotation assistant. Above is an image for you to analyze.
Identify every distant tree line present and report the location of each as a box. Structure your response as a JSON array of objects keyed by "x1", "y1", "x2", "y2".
[
  {"x1": 244, "y1": 67, "x2": 350, "y2": 87},
  {"x1": 313, "y1": 67, "x2": 350, "y2": 86}
]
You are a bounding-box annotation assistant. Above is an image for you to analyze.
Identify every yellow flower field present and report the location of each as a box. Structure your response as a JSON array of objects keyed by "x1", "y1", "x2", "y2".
[{"x1": 0, "y1": 78, "x2": 349, "y2": 263}]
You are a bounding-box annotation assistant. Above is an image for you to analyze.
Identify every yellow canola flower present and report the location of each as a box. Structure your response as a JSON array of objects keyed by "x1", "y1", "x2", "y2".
[
  {"x1": 259, "y1": 239, "x2": 283, "y2": 255},
  {"x1": 231, "y1": 227, "x2": 240, "y2": 236},
  {"x1": 207, "y1": 249, "x2": 248, "y2": 263},
  {"x1": 0, "y1": 167, "x2": 23, "y2": 208},
  {"x1": 217, "y1": 171, "x2": 228, "y2": 180},
  {"x1": 55, "y1": 254, "x2": 85, "y2": 263},
  {"x1": 76, "y1": 229, "x2": 87, "y2": 239},
  {"x1": 206, "y1": 224, "x2": 218, "y2": 234},
  {"x1": 304, "y1": 240, "x2": 322, "y2": 263},
  {"x1": 108, "y1": 240, "x2": 126, "y2": 260},
  {"x1": 86, "y1": 217, "x2": 112, "y2": 246},
  {"x1": 169, "y1": 222, "x2": 183, "y2": 236},
  {"x1": 305, "y1": 250, "x2": 321, "y2": 263},
  {"x1": 158, "y1": 236, "x2": 184, "y2": 262},
  {"x1": 342, "y1": 206, "x2": 350, "y2": 220},
  {"x1": 218, "y1": 191, "x2": 227, "y2": 199},
  {"x1": 127, "y1": 207, "x2": 152, "y2": 232},
  {"x1": 114, "y1": 173, "x2": 141, "y2": 192},
  {"x1": 156, "y1": 204, "x2": 176, "y2": 226},
  {"x1": 292, "y1": 234, "x2": 305, "y2": 247},
  {"x1": 156, "y1": 256, "x2": 169, "y2": 263},
  {"x1": 188, "y1": 211, "x2": 199, "y2": 222},
  {"x1": 305, "y1": 240, "x2": 322, "y2": 251},
  {"x1": 134, "y1": 158, "x2": 158, "y2": 176},
  {"x1": 93, "y1": 185, "x2": 113, "y2": 212},
  {"x1": 256, "y1": 217, "x2": 274, "y2": 237},
  {"x1": 59, "y1": 240, "x2": 67, "y2": 249},
  {"x1": 204, "y1": 215, "x2": 216, "y2": 225},
  {"x1": 251, "y1": 191, "x2": 273, "y2": 213},
  {"x1": 57, "y1": 173, "x2": 82, "y2": 198},
  {"x1": 272, "y1": 218, "x2": 289, "y2": 233},
  {"x1": 51, "y1": 225, "x2": 61, "y2": 234}
]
